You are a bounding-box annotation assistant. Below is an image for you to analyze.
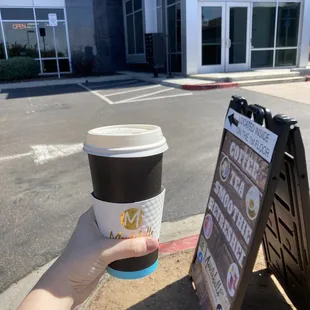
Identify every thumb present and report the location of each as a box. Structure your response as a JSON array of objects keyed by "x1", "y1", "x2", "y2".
[{"x1": 102, "y1": 237, "x2": 159, "y2": 264}]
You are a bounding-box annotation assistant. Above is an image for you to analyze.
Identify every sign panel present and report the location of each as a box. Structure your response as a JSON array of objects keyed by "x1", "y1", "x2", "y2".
[
  {"x1": 190, "y1": 101, "x2": 284, "y2": 310},
  {"x1": 224, "y1": 108, "x2": 278, "y2": 163},
  {"x1": 263, "y1": 126, "x2": 310, "y2": 310},
  {"x1": 48, "y1": 13, "x2": 58, "y2": 27}
]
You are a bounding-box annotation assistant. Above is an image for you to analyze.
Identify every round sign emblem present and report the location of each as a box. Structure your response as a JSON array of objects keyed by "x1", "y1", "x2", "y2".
[
  {"x1": 219, "y1": 156, "x2": 230, "y2": 182},
  {"x1": 203, "y1": 214, "x2": 213, "y2": 239},
  {"x1": 120, "y1": 208, "x2": 144, "y2": 230},
  {"x1": 198, "y1": 251, "x2": 204, "y2": 264},
  {"x1": 226, "y1": 263, "x2": 240, "y2": 297},
  {"x1": 246, "y1": 186, "x2": 260, "y2": 220}
]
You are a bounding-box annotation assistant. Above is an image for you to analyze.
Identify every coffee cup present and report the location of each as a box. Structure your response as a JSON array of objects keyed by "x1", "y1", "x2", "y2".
[{"x1": 84, "y1": 124, "x2": 168, "y2": 279}]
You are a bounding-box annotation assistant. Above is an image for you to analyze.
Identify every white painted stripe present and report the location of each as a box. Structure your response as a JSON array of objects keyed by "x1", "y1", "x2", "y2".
[
  {"x1": 0, "y1": 144, "x2": 84, "y2": 165},
  {"x1": 123, "y1": 92, "x2": 193, "y2": 103},
  {"x1": 114, "y1": 88, "x2": 174, "y2": 104},
  {"x1": 78, "y1": 83, "x2": 114, "y2": 105},
  {"x1": 88, "y1": 79, "x2": 139, "y2": 89},
  {"x1": 106, "y1": 84, "x2": 159, "y2": 97},
  {"x1": 0, "y1": 152, "x2": 32, "y2": 162},
  {"x1": 31, "y1": 143, "x2": 83, "y2": 164}
]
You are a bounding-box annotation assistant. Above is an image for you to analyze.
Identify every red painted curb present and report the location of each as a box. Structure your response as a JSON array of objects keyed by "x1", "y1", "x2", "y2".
[
  {"x1": 181, "y1": 82, "x2": 238, "y2": 91},
  {"x1": 159, "y1": 234, "x2": 199, "y2": 254}
]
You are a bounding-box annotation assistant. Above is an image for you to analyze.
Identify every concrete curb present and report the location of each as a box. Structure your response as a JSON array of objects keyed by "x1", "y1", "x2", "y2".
[
  {"x1": 120, "y1": 71, "x2": 310, "y2": 91},
  {"x1": 0, "y1": 75, "x2": 131, "y2": 90},
  {"x1": 181, "y1": 82, "x2": 238, "y2": 91},
  {"x1": 159, "y1": 234, "x2": 198, "y2": 254}
]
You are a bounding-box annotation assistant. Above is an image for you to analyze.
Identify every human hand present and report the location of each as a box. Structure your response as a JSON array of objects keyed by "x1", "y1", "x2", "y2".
[{"x1": 19, "y1": 207, "x2": 159, "y2": 310}]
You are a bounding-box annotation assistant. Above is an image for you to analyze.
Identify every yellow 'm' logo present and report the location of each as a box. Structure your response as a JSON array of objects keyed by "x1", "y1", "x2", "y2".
[{"x1": 120, "y1": 208, "x2": 144, "y2": 230}]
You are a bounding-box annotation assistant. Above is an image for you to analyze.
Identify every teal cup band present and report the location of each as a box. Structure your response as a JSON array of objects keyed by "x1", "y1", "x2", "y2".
[{"x1": 107, "y1": 260, "x2": 158, "y2": 280}]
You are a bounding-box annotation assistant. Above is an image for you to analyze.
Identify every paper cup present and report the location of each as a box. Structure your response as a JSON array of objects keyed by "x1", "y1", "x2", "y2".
[{"x1": 84, "y1": 125, "x2": 168, "y2": 279}]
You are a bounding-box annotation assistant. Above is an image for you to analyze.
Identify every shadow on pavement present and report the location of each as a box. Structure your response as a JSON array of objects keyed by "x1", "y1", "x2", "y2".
[
  {"x1": 1, "y1": 80, "x2": 141, "y2": 100},
  {"x1": 242, "y1": 269, "x2": 293, "y2": 309},
  {"x1": 126, "y1": 269, "x2": 293, "y2": 310},
  {"x1": 127, "y1": 276, "x2": 200, "y2": 310}
]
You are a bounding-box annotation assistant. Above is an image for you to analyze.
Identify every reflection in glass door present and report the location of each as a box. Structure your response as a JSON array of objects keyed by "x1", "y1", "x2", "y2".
[
  {"x1": 226, "y1": 3, "x2": 250, "y2": 71},
  {"x1": 199, "y1": 2, "x2": 251, "y2": 73},
  {"x1": 199, "y1": 3, "x2": 225, "y2": 73}
]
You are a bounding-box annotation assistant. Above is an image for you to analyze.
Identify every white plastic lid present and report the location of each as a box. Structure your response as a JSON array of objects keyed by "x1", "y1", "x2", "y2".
[{"x1": 83, "y1": 124, "x2": 168, "y2": 158}]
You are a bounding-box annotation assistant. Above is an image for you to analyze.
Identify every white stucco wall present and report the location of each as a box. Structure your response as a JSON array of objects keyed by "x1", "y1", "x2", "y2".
[
  {"x1": 184, "y1": 0, "x2": 198, "y2": 75},
  {"x1": 298, "y1": 0, "x2": 310, "y2": 67}
]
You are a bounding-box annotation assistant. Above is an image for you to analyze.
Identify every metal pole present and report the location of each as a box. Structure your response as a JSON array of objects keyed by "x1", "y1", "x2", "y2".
[{"x1": 53, "y1": 26, "x2": 60, "y2": 79}]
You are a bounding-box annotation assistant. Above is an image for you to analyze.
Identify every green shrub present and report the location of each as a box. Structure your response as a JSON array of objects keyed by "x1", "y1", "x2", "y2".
[{"x1": 0, "y1": 57, "x2": 40, "y2": 81}]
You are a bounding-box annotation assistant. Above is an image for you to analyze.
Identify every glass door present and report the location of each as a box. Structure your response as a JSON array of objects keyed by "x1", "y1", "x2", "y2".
[
  {"x1": 225, "y1": 2, "x2": 250, "y2": 71},
  {"x1": 198, "y1": 3, "x2": 225, "y2": 73}
]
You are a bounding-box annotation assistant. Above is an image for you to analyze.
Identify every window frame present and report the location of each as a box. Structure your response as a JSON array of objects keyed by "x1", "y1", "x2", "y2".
[
  {"x1": 123, "y1": 0, "x2": 146, "y2": 63},
  {"x1": 156, "y1": 0, "x2": 162, "y2": 33},
  {"x1": 166, "y1": 1, "x2": 182, "y2": 72},
  {"x1": 0, "y1": 6, "x2": 71, "y2": 75},
  {"x1": 250, "y1": 1, "x2": 302, "y2": 69}
]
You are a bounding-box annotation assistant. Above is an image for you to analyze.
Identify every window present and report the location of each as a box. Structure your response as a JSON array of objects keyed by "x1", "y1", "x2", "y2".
[
  {"x1": 0, "y1": 28, "x2": 5, "y2": 59},
  {"x1": 251, "y1": 50, "x2": 274, "y2": 68},
  {"x1": 201, "y1": 7, "x2": 222, "y2": 66},
  {"x1": 125, "y1": 0, "x2": 144, "y2": 55},
  {"x1": 3, "y1": 22, "x2": 39, "y2": 58},
  {"x1": 251, "y1": 2, "x2": 300, "y2": 68},
  {"x1": 37, "y1": 22, "x2": 68, "y2": 58},
  {"x1": 35, "y1": 9, "x2": 65, "y2": 20},
  {"x1": 2, "y1": 8, "x2": 34, "y2": 20},
  {"x1": 37, "y1": 23, "x2": 56, "y2": 58},
  {"x1": 55, "y1": 22, "x2": 69, "y2": 57},
  {"x1": 276, "y1": 3, "x2": 300, "y2": 47},
  {"x1": 276, "y1": 49, "x2": 297, "y2": 66},
  {"x1": 157, "y1": 0, "x2": 162, "y2": 33},
  {"x1": 167, "y1": 1, "x2": 182, "y2": 72},
  {"x1": 252, "y1": 3, "x2": 276, "y2": 48},
  {"x1": 0, "y1": 7, "x2": 71, "y2": 74}
]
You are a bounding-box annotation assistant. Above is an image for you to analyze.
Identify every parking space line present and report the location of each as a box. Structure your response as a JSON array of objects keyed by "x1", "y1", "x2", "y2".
[
  {"x1": 79, "y1": 81, "x2": 193, "y2": 105},
  {"x1": 125, "y1": 92, "x2": 193, "y2": 103},
  {"x1": 114, "y1": 88, "x2": 174, "y2": 104},
  {"x1": 88, "y1": 79, "x2": 139, "y2": 89},
  {"x1": 78, "y1": 83, "x2": 114, "y2": 105},
  {"x1": 106, "y1": 84, "x2": 160, "y2": 96},
  {"x1": 0, "y1": 152, "x2": 32, "y2": 162}
]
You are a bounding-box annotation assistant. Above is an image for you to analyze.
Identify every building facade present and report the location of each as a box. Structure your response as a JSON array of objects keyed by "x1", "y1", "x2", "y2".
[{"x1": 0, "y1": 0, "x2": 308, "y2": 76}]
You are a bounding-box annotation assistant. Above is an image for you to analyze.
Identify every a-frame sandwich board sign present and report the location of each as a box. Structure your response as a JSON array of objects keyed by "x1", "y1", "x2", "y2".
[
  {"x1": 190, "y1": 95, "x2": 298, "y2": 310},
  {"x1": 262, "y1": 115, "x2": 310, "y2": 310}
]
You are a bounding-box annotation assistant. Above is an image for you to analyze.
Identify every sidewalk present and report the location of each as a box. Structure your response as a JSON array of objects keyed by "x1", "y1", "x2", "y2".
[
  {"x1": 85, "y1": 242, "x2": 295, "y2": 310},
  {"x1": 0, "y1": 75, "x2": 131, "y2": 90},
  {"x1": 119, "y1": 70, "x2": 309, "y2": 91}
]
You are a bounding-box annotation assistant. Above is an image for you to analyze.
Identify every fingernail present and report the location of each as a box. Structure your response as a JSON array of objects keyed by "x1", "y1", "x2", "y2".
[{"x1": 146, "y1": 238, "x2": 159, "y2": 251}]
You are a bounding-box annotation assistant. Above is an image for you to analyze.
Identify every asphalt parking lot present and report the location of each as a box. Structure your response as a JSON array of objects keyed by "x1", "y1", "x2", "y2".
[
  {"x1": 78, "y1": 78, "x2": 193, "y2": 104},
  {"x1": 2, "y1": 78, "x2": 310, "y2": 295}
]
